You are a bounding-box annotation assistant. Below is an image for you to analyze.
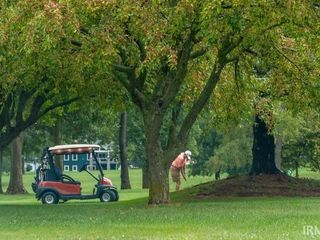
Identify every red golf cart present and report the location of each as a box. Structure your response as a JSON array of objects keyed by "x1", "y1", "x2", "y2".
[{"x1": 32, "y1": 144, "x2": 119, "y2": 204}]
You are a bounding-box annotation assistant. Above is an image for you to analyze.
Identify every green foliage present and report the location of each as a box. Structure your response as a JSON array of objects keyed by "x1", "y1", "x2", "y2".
[
  {"x1": 189, "y1": 120, "x2": 222, "y2": 176},
  {"x1": 89, "y1": 0, "x2": 319, "y2": 118},
  {"x1": 0, "y1": 0, "x2": 123, "y2": 148},
  {"x1": 208, "y1": 124, "x2": 253, "y2": 177},
  {"x1": 1, "y1": 0, "x2": 319, "y2": 202},
  {"x1": 61, "y1": 101, "x2": 118, "y2": 144},
  {"x1": 281, "y1": 114, "x2": 320, "y2": 173},
  {"x1": 23, "y1": 123, "x2": 53, "y2": 159},
  {"x1": 125, "y1": 110, "x2": 146, "y2": 167}
]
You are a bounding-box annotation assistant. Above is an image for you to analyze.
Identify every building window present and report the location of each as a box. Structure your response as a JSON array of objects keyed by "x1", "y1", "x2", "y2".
[
  {"x1": 64, "y1": 154, "x2": 70, "y2": 161},
  {"x1": 87, "y1": 165, "x2": 96, "y2": 171},
  {"x1": 64, "y1": 165, "x2": 69, "y2": 171},
  {"x1": 72, "y1": 154, "x2": 78, "y2": 161},
  {"x1": 72, "y1": 165, "x2": 78, "y2": 171}
]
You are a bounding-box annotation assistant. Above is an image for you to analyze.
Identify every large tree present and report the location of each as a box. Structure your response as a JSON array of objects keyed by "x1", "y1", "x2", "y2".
[
  {"x1": 0, "y1": 0, "x2": 116, "y2": 150},
  {"x1": 67, "y1": 0, "x2": 319, "y2": 204},
  {"x1": 2, "y1": 1, "x2": 318, "y2": 203},
  {"x1": 0, "y1": 1, "x2": 78, "y2": 149},
  {"x1": 86, "y1": 1, "x2": 317, "y2": 203},
  {"x1": 0, "y1": 1, "x2": 117, "y2": 194}
]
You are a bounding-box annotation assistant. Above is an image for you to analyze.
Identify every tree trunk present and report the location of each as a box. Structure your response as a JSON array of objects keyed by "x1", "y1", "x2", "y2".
[
  {"x1": 295, "y1": 160, "x2": 299, "y2": 178},
  {"x1": 142, "y1": 161, "x2": 149, "y2": 189},
  {"x1": 250, "y1": 115, "x2": 280, "y2": 175},
  {"x1": 119, "y1": 112, "x2": 131, "y2": 189},
  {"x1": 275, "y1": 137, "x2": 282, "y2": 170},
  {"x1": 6, "y1": 134, "x2": 27, "y2": 194},
  {"x1": 148, "y1": 153, "x2": 170, "y2": 204},
  {"x1": 0, "y1": 148, "x2": 3, "y2": 194},
  {"x1": 142, "y1": 109, "x2": 171, "y2": 204},
  {"x1": 52, "y1": 119, "x2": 63, "y2": 170}
]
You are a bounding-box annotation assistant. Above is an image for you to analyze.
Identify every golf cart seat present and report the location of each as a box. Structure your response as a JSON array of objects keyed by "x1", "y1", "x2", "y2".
[
  {"x1": 60, "y1": 174, "x2": 81, "y2": 185},
  {"x1": 54, "y1": 166, "x2": 80, "y2": 185}
]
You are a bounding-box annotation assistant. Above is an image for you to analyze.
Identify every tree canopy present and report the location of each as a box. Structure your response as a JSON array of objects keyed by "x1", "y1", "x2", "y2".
[
  {"x1": 0, "y1": 0, "x2": 119, "y2": 149},
  {"x1": 1, "y1": 0, "x2": 319, "y2": 203}
]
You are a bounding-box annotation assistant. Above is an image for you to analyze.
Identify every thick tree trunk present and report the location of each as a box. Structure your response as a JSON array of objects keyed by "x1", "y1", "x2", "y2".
[
  {"x1": 275, "y1": 137, "x2": 282, "y2": 170},
  {"x1": 142, "y1": 161, "x2": 149, "y2": 189},
  {"x1": 0, "y1": 148, "x2": 3, "y2": 194},
  {"x1": 148, "y1": 154, "x2": 170, "y2": 204},
  {"x1": 250, "y1": 115, "x2": 280, "y2": 175},
  {"x1": 52, "y1": 119, "x2": 63, "y2": 170},
  {"x1": 119, "y1": 112, "x2": 131, "y2": 189},
  {"x1": 6, "y1": 134, "x2": 27, "y2": 194},
  {"x1": 143, "y1": 111, "x2": 171, "y2": 204}
]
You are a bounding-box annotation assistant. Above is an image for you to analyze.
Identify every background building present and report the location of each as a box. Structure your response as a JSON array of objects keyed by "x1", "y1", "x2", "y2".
[{"x1": 63, "y1": 146, "x2": 117, "y2": 171}]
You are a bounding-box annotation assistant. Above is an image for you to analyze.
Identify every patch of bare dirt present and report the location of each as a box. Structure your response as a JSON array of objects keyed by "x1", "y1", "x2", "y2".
[{"x1": 195, "y1": 174, "x2": 320, "y2": 199}]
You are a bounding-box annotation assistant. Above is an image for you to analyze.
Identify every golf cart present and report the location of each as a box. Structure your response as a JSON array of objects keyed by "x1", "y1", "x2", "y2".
[{"x1": 32, "y1": 144, "x2": 119, "y2": 204}]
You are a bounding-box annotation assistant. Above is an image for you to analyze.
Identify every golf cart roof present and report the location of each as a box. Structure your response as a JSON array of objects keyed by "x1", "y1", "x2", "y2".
[{"x1": 49, "y1": 144, "x2": 100, "y2": 155}]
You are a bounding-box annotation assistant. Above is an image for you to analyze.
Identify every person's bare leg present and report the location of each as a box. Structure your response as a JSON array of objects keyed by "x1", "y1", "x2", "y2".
[{"x1": 176, "y1": 180, "x2": 181, "y2": 191}]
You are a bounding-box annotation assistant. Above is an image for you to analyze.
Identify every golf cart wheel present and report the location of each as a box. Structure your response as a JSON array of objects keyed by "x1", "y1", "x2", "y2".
[
  {"x1": 41, "y1": 192, "x2": 59, "y2": 205},
  {"x1": 113, "y1": 191, "x2": 119, "y2": 201},
  {"x1": 100, "y1": 190, "x2": 116, "y2": 203}
]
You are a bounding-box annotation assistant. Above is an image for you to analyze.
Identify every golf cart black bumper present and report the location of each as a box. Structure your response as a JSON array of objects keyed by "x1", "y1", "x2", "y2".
[{"x1": 32, "y1": 182, "x2": 38, "y2": 193}]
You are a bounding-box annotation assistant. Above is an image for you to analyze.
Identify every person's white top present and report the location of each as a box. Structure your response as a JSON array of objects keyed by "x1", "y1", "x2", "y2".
[{"x1": 49, "y1": 144, "x2": 100, "y2": 151}]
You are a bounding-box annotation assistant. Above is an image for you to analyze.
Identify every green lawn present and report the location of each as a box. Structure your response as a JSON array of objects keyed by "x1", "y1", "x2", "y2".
[
  {"x1": 0, "y1": 169, "x2": 213, "y2": 203},
  {"x1": 0, "y1": 169, "x2": 320, "y2": 240}
]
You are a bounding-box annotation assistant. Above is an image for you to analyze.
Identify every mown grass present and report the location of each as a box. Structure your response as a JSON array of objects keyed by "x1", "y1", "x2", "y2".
[
  {"x1": 0, "y1": 169, "x2": 320, "y2": 240},
  {"x1": 0, "y1": 169, "x2": 213, "y2": 203}
]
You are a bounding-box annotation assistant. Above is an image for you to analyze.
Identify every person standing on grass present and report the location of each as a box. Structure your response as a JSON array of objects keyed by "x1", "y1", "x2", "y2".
[{"x1": 170, "y1": 150, "x2": 192, "y2": 191}]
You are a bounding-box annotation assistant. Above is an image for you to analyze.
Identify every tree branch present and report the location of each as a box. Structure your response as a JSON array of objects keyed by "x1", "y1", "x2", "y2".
[
  {"x1": 70, "y1": 39, "x2": 82, "y2": 48},
  {"x1": 225, "y1": 56, "x2": 240, "y2": 64},
  {"x1": 220, "y1": 35, "x2": 244, "y2": 57},
  {"x1": 137, "y1": 68, "x2": 147, "y2": 91},
  {"x1": 178, "y1": 58, "x2": 226, "y2": 140},
  {"x1": 190, "y1": 47, "x2": 208, "y2": 59},
  {"x1": 8, "y1": 94, "x2": 15, "y2": 128},
  {"x1": 272, "y1": 41, "x2": 302, "y2": 72},
  {"x1": 113, "y1": 64, "x2": 134, "y2": 74},
  {"x1": 159, "y1": 29, "x2": 196, "y2": 110},
  {"x1": 135, "y1": 38, "x2": 147, "y2": 62},
  {"x1": 262, "y1": 21, "x2": 288, "y2": 34},
  {"x1": 244, "y1": 48, "x2": 258, "y2": 56},
  {"x1": 25, "y1": 95, "x2": 46, "y2": 125},
  {"x1": 114, "y1": 65, "x2": 147, "y2": 109},
  {"x1": 165, "y1": 101, "x2": 183, "y2": 150},
  {"x1": 0, "y1": 93, "x2": 13, "y2": 131},
  {"x1": 38, "y1": 97, "x2": 80, "y2": 120},
  {"x1": 15, "y1": 91, "x2": 28, "y2": 126},
  {"x1": 124, "y1": 20, "x2": 147, "y2": 62},
  {"x1": 0, "y1": 96, "x2": 80, "y2": 150}
]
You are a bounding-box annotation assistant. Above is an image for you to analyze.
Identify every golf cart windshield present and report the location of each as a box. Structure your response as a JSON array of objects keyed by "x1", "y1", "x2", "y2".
[{"x1": 47, "y1": 144, "x2": 104, "y2": 178}]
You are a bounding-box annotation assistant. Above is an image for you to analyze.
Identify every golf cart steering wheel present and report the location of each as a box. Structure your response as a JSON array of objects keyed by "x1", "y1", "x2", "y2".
[
  {"x1": 60, "y1": 174, "x2": 77, "y2": 184},
  {"x1": 79, "y1": 164, "x2": 87, "y2": 172}
]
